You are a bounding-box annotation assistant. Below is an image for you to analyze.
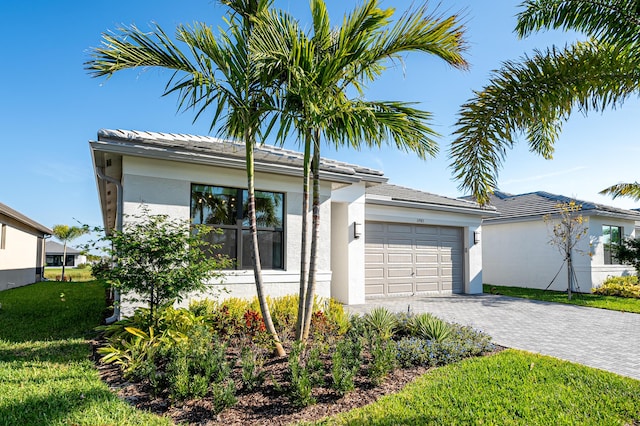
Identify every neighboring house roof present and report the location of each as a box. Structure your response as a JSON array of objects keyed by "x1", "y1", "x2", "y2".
[
  {"x1": 367, "y1": 183, "x2": 497, "y2": 216},
  {"x1": 45, "y1": 241, "x2": 81, "y2": 256},
  {"x1": 480, "y1": 191, "x2": 640, "y2": 223},
  {"x1": 0, "y1": 202, "x2": 52, "y2": 235},
  {"x1": 93, "y1": 129, "x2": 387, "y2": 183}
]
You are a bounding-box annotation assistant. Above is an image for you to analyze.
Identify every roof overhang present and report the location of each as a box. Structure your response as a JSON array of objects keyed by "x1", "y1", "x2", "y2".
[{"x1": 366, "y1": 196, "x2": 499, "y2": 218}]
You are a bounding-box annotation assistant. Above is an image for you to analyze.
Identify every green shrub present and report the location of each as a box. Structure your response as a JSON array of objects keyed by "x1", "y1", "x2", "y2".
[
  {"x1": 395, "y1": 323, "x2": 494, "y2": 368},
  {"x1": 410, "y1": 313, "x2": 451, "y2": 342},
  {"x1": 239, "y1": 346, "x2": 265, "y2": 391},
  {"x1": 306, "y1": 345, "x2": 326, "y2": 387},
  {"x1": 593, "y1": 276, "x2": 640, "y2": 298},
  {"x1": 211, "y1": 380, "x2": 238, "y2": 414},
  {"x1": 331, "y1": 333, "x2": 363, "y2": 396},
  {"x1": 367, "y1": 336, "x2": 397, "y2": 385},
  {"x1": 364, "y1": 307, "x2": 398, "y2": 340},
  {"x1": 287, "y1": 341, "x2": 316, "y2": 407},
  {"x1": 325, "y1": 298, "x2": 350, "y2": 336}
]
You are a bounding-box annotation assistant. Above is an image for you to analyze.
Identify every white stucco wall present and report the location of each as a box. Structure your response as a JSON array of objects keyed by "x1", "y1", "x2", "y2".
[
  {"x1": 364, "y1": 203, "x2": 485, "y2": 294},
  {"x1": 482, "y1": 215, "x2": 636, "y2": 292},
  {"x1": 330, "y1": 182, "x2": 366, "y2": 305},
  {"x1": 119, "y1": 156, "x2": 332, "y2": 311},
  {"x1": 0, "y1": 223, "x2": 40, "y2": 290}
]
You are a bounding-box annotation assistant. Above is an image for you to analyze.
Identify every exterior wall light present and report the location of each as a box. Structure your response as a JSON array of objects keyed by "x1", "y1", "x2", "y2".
[
  {"x1": 474, "y1": 230, "x2": 481, "y2": 245},
  {"x1": 354, "y1": 222, "x2": 362, "y2": 239}
]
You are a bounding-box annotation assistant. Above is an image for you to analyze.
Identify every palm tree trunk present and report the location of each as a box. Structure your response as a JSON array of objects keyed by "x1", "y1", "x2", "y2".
[
  {"x1": 302, "y1": 132, "x2": 321, "y2": 341},
  {"x1": 245, "y1": 130, "x2": 286, "y2": 357},
  {"x1": 61, "y1": 241, "x2": 67, "y2": 281},
  {"x1": 295, "y1": 130, "x2": 312, "y2": 341}
]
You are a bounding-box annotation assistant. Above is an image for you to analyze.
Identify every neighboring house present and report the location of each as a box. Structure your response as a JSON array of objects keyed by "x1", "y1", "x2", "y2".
[
  {"x1": 90, "y1": 129, "x2": 494, "y2": 315},
  {"x1": 0, "y1": 202, "x2": 52, "y2": 291},
  {"x1": 479, "y1": 191, "x2": 640, "y2": 292},
  {"x1": 45, "y1": 241, "x2": 86, "y2": 267}
]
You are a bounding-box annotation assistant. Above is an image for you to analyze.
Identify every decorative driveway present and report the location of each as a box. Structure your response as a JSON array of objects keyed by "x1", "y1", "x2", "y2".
[{"x1": 348, "y1": 294, "x2": 640, "y2": 381}]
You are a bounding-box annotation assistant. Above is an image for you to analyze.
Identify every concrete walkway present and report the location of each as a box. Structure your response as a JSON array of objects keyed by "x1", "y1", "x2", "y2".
[{"x1": 348, "y1": 294, "x2": 640, "y2": 381}]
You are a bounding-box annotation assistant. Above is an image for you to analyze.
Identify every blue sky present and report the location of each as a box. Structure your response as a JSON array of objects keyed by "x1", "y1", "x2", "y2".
[{"x1": 1, "y1": 0, "x2": 639, "y2": 245}]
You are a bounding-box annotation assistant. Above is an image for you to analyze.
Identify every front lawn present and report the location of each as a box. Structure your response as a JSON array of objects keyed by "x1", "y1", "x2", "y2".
[
  {"x1": 0, "y1": 281, "x2": 170, "y2": 425},
  {"x1": 43, "y1": 267, "x2": 94, "y2": 282},
  {"x1": 315, "y1": 349, "x2": 640, "y2": 425},
  {"x1": 484, "y1": 284, "x2": 640, "y2": 314}
]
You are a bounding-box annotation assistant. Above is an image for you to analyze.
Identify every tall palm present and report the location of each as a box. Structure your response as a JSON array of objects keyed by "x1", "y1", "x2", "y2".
[
  {"x1": 449, "y1": 0, "x2": 640, "y2": 205},
  {"x1": 51, "y1": 224, "x2": 88, "y2": 281},
  {"x1": 253, "y1": 0, "x2": 468, "y2": 340},
  {"x1": 86, "y1": 0, "x2": 287, "y2": 356}
]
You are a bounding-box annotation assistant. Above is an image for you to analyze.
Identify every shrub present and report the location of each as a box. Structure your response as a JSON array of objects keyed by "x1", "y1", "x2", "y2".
[
  {"x1": 269, "y1": 295, "x2": 299, "y2": 330},
  {"x1": 395, "y1": 323, "x2": 494, "y2": 368},
  {"x1": 593, "y1": 276, "x2": 640, "y2": 299},
  {"x1": 211, "y1": 380, "x2": 238, "y2": 414},
  {"x1": 364, "y1": 307, "x2": 398, "y2": 340},
  {"x1": 324, "y1": 298, "x2": 350, "y2": 336},
  {"x1": 410, "y1": 313, "x2": 451, "y2": 342},
  {"x1": 239, "y1": 346, "x2": 265, "y2": 391},
  {"x1": 286, "y1": 341, "x2": 316, "y2": 407},
  {"x1": 331, "y1": 333, "x2": 362, "y2": 395},
  {"x1": 367, "y1": 336, "x2": 397, "y2": 385}
]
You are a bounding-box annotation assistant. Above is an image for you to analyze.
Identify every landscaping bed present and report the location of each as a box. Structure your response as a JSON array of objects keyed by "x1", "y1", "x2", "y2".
[{"x1": 92, "y1": 300, "x2": 497, "y2": 425}]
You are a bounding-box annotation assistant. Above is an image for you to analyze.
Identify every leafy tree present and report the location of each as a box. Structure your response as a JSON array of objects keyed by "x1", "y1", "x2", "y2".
[
  {"x1": 253, "y1": 0, "x2": 468, "y2": 341},
  {"x1": 91, "y1": 212, "x2": 231, "y2": 324},
  {"x1": 87, "y1": 0, "x2": 287, "y2": 355},
  {"x1": 449, "y1": 0, "x2": 640, "y2": 205},
  {"x1": 51, "y1": 224, "x2": 88, "y2": 281},
  {"x1": 612, "y1": 237, "x2": 640, "y2": 275},
  {"x1": 543, "y1": 201, "x2": 589, "y2": 299}
]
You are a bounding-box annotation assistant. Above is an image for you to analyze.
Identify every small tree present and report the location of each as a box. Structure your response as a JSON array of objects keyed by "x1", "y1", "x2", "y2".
[
  {"x1": 91, "y1": 212, "x2": 231, "y2": 324},
  {"x1": 51, "y1": 224, "x2": 89, "y2": 281},
  {"x1": 543, "y1": 201, "x2": 589, "y2": 300},
  {"x1": 612, "y1": 237, "x2": 640, "y2": 275}
]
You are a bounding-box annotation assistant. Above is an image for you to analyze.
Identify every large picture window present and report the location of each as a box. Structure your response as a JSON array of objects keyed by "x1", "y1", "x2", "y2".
[
  {"x1": 191, "y1": 184, "x2": 284, "y2": 269},
  {"x1": 602, "y1": 225, "x2": 623, "y2": 265}
]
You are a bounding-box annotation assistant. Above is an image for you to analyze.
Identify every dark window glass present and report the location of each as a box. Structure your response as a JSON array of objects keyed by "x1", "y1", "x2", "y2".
[
  {"x1": 603, "y1": 225, "x2": 623, "y2": 265},
  {"x1": 191, "y1": 184, "x2": 284, "y2": 270}
]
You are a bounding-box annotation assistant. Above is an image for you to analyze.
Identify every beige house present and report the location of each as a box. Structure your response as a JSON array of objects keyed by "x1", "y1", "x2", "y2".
[
  {"x1": 90, "y1": 129, "x2": 494, "y2": 316},
  {"x1": 0, "y1": 202, "x2": 52, "y2": 291}
]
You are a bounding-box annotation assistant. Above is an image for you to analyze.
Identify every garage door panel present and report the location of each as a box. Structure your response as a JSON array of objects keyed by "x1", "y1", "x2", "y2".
[
  {"x1": 365, "y1": 222, "x2": 463, "y2": 297},
  {"x1": 365, "y1": 267, "x2": 385, "y2": 279},
  {"x1": 366, "y1": 253, "x2": 384, "y2": 264},
  {"x1": 388, "y1": 224, "x2": 412, "y2": 234},
  {"x1": 387, "y1": 253, "x2": 413, "y2": 263},
  {"x1": 387, "y1": 281, "x2": 413, "y2": 294},
  {"x1": 387, "y1": 267, "x2": 413, "y2": 278}
]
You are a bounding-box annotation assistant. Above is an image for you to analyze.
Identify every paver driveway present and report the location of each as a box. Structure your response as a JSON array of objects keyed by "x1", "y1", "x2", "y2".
[{"x1": 348, "y1": 294, "x2": 640, "y2": 381}]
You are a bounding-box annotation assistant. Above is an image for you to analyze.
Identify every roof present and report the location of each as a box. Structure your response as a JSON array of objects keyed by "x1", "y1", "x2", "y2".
[
  {"x1": 94, "y1": 129, "x2": 386, "y2": 183},
  {"x1": 366, "y1": 183, "x2": 497, "y2": 216},
  {"x1": 0, "y1": 202, "x2": 52, "y2": 235},
  {"x1": 482, "y1": 191, "x2": 640, "y2": 223},
  {"x1": 45, "y1": 240, "x2": 81, "y2": 255}
]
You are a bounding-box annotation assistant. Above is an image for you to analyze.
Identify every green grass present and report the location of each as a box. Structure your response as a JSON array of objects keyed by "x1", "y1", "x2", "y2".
[
  {"x1": 44, "y1": 267, "x2": 94, "y2": 282},
  {"x1": 315, "y1": 349, "x2": 640, "y2": 425},
  {"x1": 484, "y1": 284, "x2": 640, "y2": 314},
  {"x1": 0, "y1": 281, "x2": 171, "y2": 425}
]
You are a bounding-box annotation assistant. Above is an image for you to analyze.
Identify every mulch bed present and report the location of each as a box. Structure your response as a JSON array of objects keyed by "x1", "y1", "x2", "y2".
[{"x1": 92, "y1": 340, "x2": 505, "y2": 425}]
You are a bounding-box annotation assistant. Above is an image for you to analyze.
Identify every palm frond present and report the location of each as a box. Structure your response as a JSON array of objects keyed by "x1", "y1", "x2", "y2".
[
  {"x1": 600, "y1": 182, "x2": 640, "y2": 200},
  {"x1": 449, "y1": 40, "x2": 640, "y2": 205},
  {"x1": 516, "y1": 0, "x2": 640, "y2": 47}
]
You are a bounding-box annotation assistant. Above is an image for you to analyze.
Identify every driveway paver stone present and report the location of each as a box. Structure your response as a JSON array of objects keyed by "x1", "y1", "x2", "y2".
[{"x1": 348, "y1": 294, "x2": 640, "y2": 381}]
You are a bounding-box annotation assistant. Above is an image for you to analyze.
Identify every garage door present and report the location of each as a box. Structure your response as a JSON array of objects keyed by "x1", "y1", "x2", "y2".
[{"x1": 365, "y1": 222, "x2": 464, "y2": 297}]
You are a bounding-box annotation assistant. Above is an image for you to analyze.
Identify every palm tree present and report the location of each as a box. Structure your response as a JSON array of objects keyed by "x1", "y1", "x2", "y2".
[
  {"x1": 449, "y1": 0, "x2": 640, "y2": 205},
  {"x1": 86, "y1": 0, "x2": 287, "y2": 356},
  {"x1": 51, "y1": 224, "x2": 88, "y2": 281},
  {"x1": 252, "y1": 0, "x2": 468, "y2": 340}
]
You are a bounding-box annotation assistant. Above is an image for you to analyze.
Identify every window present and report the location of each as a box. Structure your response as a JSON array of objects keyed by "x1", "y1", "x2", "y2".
[
  {"x1": 602, "y1": 225, "x2": 623, "y2": 265},
  {"x1": 0, "y1": 224, "x2": 5, "y2": 249},
  {"x1": 191, "y1": 184, "x2": 284, "y2": 269}
]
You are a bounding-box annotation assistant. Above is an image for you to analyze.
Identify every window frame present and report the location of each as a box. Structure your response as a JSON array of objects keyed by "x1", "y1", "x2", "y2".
[
  {"x1": 602, "y1": 224, "x2": 623, "y2": 265},
  {"x1": 0, "y1": 223, "x2": 5, "y2": 250},
  {"x1": 190, "y1": 183, "x2": 285, "y2": 270}
]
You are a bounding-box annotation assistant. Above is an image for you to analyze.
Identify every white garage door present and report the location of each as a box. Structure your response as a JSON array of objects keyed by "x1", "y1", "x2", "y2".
[{"x1": 365, "y1": 222, "x2": 464, "y2": 296}]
